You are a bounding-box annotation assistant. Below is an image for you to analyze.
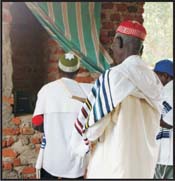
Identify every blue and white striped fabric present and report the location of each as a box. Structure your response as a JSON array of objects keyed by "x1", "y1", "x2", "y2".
[
  {"x1": 74, "y1": 69, "x2": 114, "y2": 137},
  {"x1": 35, "y1": 134, "x2": 46, "y2": 171},
  {"x1": 162, "y1": 101, "x2": 172, "y2": 117},
  {"x1": 40, "y1": 134, "x2": 46, "y2": 149},
  {"x1": 90, "y1": 69, "x2": 114, "y2": 125},
  {"x1": 156, "y1": 128, "x2": 170, "y2": 140},
  {"x1": 156, "y1": 100, "x2": 172, "y2": 140}
]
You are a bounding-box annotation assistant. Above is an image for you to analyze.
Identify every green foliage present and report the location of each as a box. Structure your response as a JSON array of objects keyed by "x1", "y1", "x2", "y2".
[{"x1": 142, "y1": 2, "x2": 173, "y2": 66}]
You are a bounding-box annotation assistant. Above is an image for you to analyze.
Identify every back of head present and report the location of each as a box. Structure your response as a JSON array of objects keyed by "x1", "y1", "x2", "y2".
[
  {"x1": 118, "y1": 33, "x2": 144, "y2": 55},
  {"x1": 154, "y1": 59, "x2": 173, "y2": 86},
  {"x1": 112, "y1": 20, "x2": 147, "y2": 65},
  {"x1": 58, "y1": 52, "x2": 80, "y2": 79}
]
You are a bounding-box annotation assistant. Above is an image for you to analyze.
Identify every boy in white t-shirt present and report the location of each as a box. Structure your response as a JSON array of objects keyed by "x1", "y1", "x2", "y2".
[{"x1": 153, "y1": 59, "x2": 173, "y2": 179}]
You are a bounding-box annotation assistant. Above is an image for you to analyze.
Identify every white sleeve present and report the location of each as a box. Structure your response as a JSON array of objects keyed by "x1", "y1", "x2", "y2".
[
  {"x1": 69, "y1": 113, "x2": 111, "y2": 157},
  {"x1": 86, "y1": 113, "x2": 111, "y2": 141},
  {"x1": 70, "y1": 127, "x2": 89, "y2": 158},
  {"x1": 163, "y1": 110, "x2": 173, "y2": 126},
  {"x1": 162, "y1": 82, "x2": 173, "y2": 126},
  {"x1": 33, "y1": 88, "x2": 45, "y2": 116}
]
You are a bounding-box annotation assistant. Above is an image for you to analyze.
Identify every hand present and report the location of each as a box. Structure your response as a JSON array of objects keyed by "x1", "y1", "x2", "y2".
[
  {"x1": 89, "y1": 141, "x2": 96, "y2": 153},
  {"x1": 84, "y1": 168, "x2": 88, "y2": 179}
]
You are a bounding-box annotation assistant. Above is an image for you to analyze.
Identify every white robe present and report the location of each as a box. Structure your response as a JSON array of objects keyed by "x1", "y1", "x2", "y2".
[
  {"x1": 84, "y1": 55, "x2": 163, "y2": 178},
  {"x1": 86, "y1": 95, "x2": 160, "y2": 178},
  {"x1": 33, "y1": 78, "x2": 87, "y2": 178}
]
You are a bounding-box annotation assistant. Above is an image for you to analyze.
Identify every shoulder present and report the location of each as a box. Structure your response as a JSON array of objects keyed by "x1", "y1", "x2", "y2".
[
  {"x1": 38, "y1": 80, "x2": 61, "y2": 96},
  {"x1": 164, "y1": 80, "x2": 173, "y2": 94}
]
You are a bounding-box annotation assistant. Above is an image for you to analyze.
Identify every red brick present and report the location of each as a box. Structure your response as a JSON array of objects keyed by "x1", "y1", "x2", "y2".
[
  {"x1": 6, "y1": 137, "x2": 15, "y2": 146},
  {"x1": 123, "y1": 16, "x2": 134, "y2": 22},
  {"x1": 133, "y1": 16, "x2": 143, "y2": 24},
  {"x1": 31, "y1": 137, "x2": 41, "y2": 144},
  {"x1": 108, "y1": 31, "x2": 115, "y2": 37},
  {"x1": 3, "y1": 96, "x2": 14, "y2": 105},
  {"x1": 23, "y1": 175, "x2": 36, "y2": 179},
  {"x1": 48, "y1": 39, "x2": 58, "y2": 46},
  {"x1": 21, "y1": 127, "x2": 35, "y2": 135},
  {"x1": 75, "y1": 76, "x2": 94, "y2": 83},
  {"x1": 77, "y1": 67, "x2": 89, "y2": 74},
  {"x1": 12, "y1": 117, "x2": 21, "y2": 125},
  {"x1": 54, "y1": 49, "x2": 64, "y2": 55},
  {"x1": 29, "y1": 175, "x2": 36, "y2": 179},
  {"x1": 48, "y1": 59, "x2": 58, "y2": 63},
  {"x1": 3, "y1": 128, "x2": 20, "y2": 135},
  {"x1": 47, "y1": 66, "x2": 58, "y2": 73},
  {"x1": 100, "y1": 30, "x2": 108, "y2": 37},
  {"x1": 116, "y1": 4, "x2": 127, "y2": 11},
  {"x1": 100, "y1": 36, "x2": 111, "y2": 44},
  {"x1": 48, "y1": 76, "x2": 56, "y2": 82},
  {"x1": 13, "y1": 158, "x2": 21, "y2": 166},
  {"x1": 110, "y1": 13, "x2": 120, "y2": 21},
  {"x1": 2, "y1": 148, "x2": 18, "y2": 158},
  {"x1": 101, "y1": 13, "x2": 106, "y2": 19},
  {"x1": 2, "y1": 140, "x2": 6, "y2": 148},
  {"x1": 102, "y1": 22, "x2": 114, "y2": 29},
  {"x1": 22, "y1": 166, "x2": 36, "y2": 174},
  {"x1": 102, "y1": 3, "x2": 114, "y2": 9},
  {"x1": 138, "y1": 2, "x2": 145, "y2": 6},
  {"x1": 3, "y1": 162, "x2": 13, "y2": 170},
  {"x1": 35, "y1": 144, "x2": 41, "y2": 153},
  {"x1": 127, "y1": 6, "x2": 138, "y2": 13},
  {"x1": 138, "y1": 8, "x2": 144, "y2": 14}
]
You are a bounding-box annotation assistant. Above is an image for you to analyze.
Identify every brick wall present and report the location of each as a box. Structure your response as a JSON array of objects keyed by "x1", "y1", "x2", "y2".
[
  {"x1": 100, "y1": 2, "x2": 144, "y2": 57},
  {"x1": 10, "y1": 3, "x2": 50, "y2": 94},
  {"x1": 2, "y1": 2, "x2": 144, "y2": 179}
]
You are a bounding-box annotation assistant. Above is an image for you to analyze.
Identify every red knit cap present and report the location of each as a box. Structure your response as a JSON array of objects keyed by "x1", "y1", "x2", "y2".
[{"x1": 116, "y1": 20, "x2": 147, "y2": 40}]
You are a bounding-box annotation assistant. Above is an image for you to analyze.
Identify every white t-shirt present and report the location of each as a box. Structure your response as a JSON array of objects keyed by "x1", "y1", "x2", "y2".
[
  {"x1": 157, "y1": 80, "x2": 173, "y2": 165},
  {"x1": 33, "y1": 78, "x2": 87, "y2": 178}
]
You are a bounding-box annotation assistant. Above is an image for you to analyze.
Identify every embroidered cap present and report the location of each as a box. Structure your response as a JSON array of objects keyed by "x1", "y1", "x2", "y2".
[
  {"x1": 154, "y1": 59, "x2": 173, "y2": 77},
  {"x1": 58, "y1": 52, "x2": 80, "y2": 73},
  {"x1": 116, "y1": 20, "x2": 147, "y2": 40}
]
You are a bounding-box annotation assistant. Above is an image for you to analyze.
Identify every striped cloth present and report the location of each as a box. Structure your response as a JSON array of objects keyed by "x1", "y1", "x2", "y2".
[
  {"x1": 74, "y1": 55, "x2": 163, "y2": 152},
  {"x1": 74, "y1": 69, "x2": 114, "y2": 146},
  {"x1": 35, "y1": 134, "x2": 46, "y2": 171},
  {"x1": 162, "y1": 101, "x2": 172, "y2": 117},
  {"x1": 25, "y1": 2, "x2": 112, "y2": 73},
  {"x1": 40, "y1": 134, "x2": 46, "y2": 149},
  {"x1": 156, "y1": 100, "x2": 172, "y2": 140},
  {"x1": 156, "y1": 128, "x2": 170, "y2": 139}
]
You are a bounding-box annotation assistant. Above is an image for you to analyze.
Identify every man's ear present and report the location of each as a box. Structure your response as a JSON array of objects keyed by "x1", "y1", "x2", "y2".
[
  {"x1": 116, "y1": 36, "x2": 123, "y2": 48},
  {"x1": 164, "y1": 73, "x2": 169, "y2": 79},
  {"x1": 139, "y1": 45, "x2": 144, "y2": 56}
]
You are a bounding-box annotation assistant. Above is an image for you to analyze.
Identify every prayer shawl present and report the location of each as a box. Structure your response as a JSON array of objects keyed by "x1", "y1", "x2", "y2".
[
  {"x1": 74, "y1": 55, "x2": 163, "y2": 155},
  {"x1": 156, "y1": 80, "x2": 173, "y2": 166},
  {"x1": 156, "y1": 100, "x2": 172, "y2": 140},
  {"x1": 156, "y1": 80, "x2": 173, "y2": 140}
]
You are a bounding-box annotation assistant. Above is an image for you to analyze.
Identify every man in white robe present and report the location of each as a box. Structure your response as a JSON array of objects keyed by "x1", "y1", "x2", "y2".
[
  {"x1": 70, "y1": 20, "x2": 163, "y2": 179},
  {"x1": 32, "y1": 52, "x2": 87, "y2": 179},
  {"x1": 153, "y1": 59, "x2": 173, "y2": 179}
]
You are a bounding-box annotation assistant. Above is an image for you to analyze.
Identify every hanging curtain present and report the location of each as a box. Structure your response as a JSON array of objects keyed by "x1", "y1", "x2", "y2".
[{"x1": 25, "y1": 2, "x2": 113, "y2": 73}]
